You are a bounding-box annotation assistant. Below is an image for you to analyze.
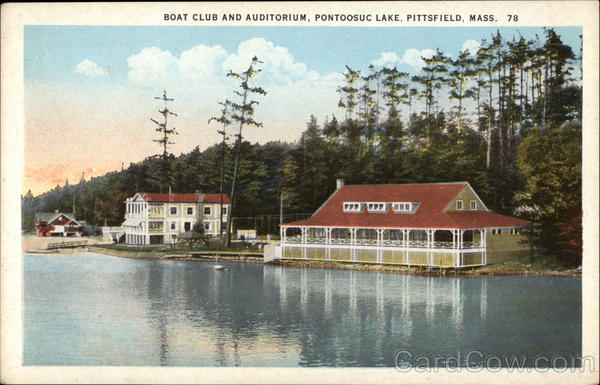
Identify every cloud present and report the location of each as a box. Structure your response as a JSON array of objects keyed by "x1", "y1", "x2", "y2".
[
  {"x1": 126, "y1": 38, "x2": 314, "y2": 88},
  {"x1": 223, "y1": 38, "x2": 308, "y2": 85},
  {"x1": 178, "y1": 44, "x2": 229, "y2": 83},
  {"x1": 371, "y1": 48, "x2": 436, "y2": 70},
  {"x1": 121, "y1": 38, "x2": 344, "y2": 147},
  {"x1": 461, "y1": 39, "x2": 481, "y2": 55},
  {"x1": 75, "y1": 59, "x2": 106, "y2": 77},
  {"x1": 127, "y1": 47, "x2": 179, "y2": 86}
]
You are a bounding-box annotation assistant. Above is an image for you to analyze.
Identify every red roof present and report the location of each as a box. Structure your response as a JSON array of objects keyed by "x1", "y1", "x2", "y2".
[
  {"x1": 283, "y1": 183, "x2": 528, "y2": 230},
  {"x1": 140, "y1": 193, "x2": 231, "y2": 204}
]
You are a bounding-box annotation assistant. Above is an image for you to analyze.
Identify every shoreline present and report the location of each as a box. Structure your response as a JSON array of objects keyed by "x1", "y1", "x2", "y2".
[
  {"x1": 268, "y1": 259, "x2": 582, "y2": 277},
  {"x1": 25, "y1": 244, "x2": 581, "y2": 277},
  {"x1": 86, "y1": 246, "x2": 265, "y2": 264}
]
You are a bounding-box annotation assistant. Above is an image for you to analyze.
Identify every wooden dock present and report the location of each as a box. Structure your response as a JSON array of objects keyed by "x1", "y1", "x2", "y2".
[
  {"x1": 187, "y1": 251, "x2": 264, "y2": 263},
  {"x1": 47, "y1": 240, "x2": 88, "y2": 250}
]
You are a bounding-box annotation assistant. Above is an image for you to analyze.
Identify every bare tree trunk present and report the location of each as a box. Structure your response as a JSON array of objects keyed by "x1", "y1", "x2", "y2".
[{"x1": 225, "y1": 80, "x2": 249, "y2": 247}]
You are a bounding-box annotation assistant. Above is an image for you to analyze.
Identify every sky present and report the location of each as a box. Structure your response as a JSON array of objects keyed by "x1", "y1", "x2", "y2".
[{"x1": 24, "y1": 26, "x2": 581, "y2": 195}]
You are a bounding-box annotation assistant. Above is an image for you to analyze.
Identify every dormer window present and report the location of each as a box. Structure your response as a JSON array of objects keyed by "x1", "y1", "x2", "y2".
[
  {"x1": 343, "y1": 202, "x2": 362, "y2": 213},
  {"x1": 393, "y1": 202, "x2": 411, "y2": 212},
  {"x1": 367, "y1": 202, "x2": 387, "y2": 213}
]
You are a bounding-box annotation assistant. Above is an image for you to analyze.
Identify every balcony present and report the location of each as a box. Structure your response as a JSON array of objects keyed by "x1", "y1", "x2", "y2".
[
  {"x1": 149, "y1": 205, "x2": 165, "y2": 219},
  {"x1": 148, "y1": 221, "x2": 164, "y2": 234}
]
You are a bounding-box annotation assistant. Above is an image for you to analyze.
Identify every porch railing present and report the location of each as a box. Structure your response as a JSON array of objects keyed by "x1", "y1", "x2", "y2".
[{"x1": 283, "y1": 237, "x2": 481, "y2": 249}]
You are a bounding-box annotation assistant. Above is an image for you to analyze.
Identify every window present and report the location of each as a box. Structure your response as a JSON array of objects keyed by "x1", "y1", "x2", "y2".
[
  {"x1": 367, "y1": 202, "x2": 387, "y2": 213},
  {"x1": 456, "y1": 200, "x2": 464, "y2": 210},
  {"x1": 222, "y1": 207, "x2": 227, "y2": 216},
  {"x1": 187, "y1": 207, "x2": 194, "y2": 215},
  {"x1": 470, "y1": 200, "x2": 477, "y2": 211},
  {"x1": 170, "y1": 222, "x2": 176, "y2": 230},
  {"x1": 393, "y1": 202, "x2": 414, "y2": 213},
  {"x1": 204, "y1": 206, "x2": 211, "y2": 216},
  {"x1": 343, "y1": 202, "x2": 362, "y2": 213},
  {"x1": 170, "y1": 206, "x2": 177, "y2": 215},
  {"x1": 184, "y1": 222, "x2": 191, "y2": 232},
  {"x1": 204, "y1": 223, "x2": 210, "y2": 231}
]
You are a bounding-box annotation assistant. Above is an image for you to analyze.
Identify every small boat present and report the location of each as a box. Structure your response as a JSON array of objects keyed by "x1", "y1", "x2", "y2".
[{"x1": 213, "y1": 265, "x2": 225, "y2": 271}]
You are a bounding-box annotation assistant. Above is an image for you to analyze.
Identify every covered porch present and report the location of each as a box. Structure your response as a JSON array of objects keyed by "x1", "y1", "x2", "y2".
[{"x1": 279, "y1": 226, "x2": 487, "y2": 268}]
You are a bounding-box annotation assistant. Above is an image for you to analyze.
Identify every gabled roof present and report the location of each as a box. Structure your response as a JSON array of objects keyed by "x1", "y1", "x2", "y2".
[
  {"x1": 282, "y1": 182, "x2": 528, "y2": 230},
  {"x1": 138, "y1": 193, "x2": 231, "y2": 204},
  {"x1": 35, "y1": 212, "x2": 80, "y2": 225}
]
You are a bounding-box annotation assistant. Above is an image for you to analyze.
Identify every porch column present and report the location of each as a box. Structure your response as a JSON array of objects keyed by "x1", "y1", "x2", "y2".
[
  {"x1": 402, "y1": 229, "x2": 409, "y2": 248},
  {"x1": 427, "y1": 229, "x2": 436, "y2": 249},
  {"x1": 350, "y1": 227, "x2": 357, "y2": 263},
  {"x1": 452, "y1": 230, "x2": 456, "y2": 250},
  {"x1": 452, "y1": 230, "x2": 458, "y2": 267},
  {"x1": 301, "y1": 226, "x2": 308, "y2": 259},
  {"x1": 427, "y1": 229, "x2": 435, "y2": 267},
  {"x1": 376, "y1": 228, "x2": 384, "y2": 264},
  {"x1": 280, "y1": 226, "x2": 285, "y2": 244},
  {"x1": 482, "y1": 229, "x2": 487, "y2": 265},
  {"x1": 459, "y1": 230, "x2": 464, "y2": 266},
  {"x1": 325, "y1": 228, "x2": 332, "y2": 261}
]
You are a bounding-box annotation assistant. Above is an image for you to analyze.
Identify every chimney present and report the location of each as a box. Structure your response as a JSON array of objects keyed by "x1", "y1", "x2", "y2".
[
  {"x1": 169, "y1": 186, "x2": 172, "y2": 202},
  {"x1": 336, "y1": 179, "x2": 345, "y2": 190}
]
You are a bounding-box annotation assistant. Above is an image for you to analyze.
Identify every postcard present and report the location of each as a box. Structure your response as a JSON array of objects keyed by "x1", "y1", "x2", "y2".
[{"x1": 1, "y1": 1, "x2": 598, "y2": 384}]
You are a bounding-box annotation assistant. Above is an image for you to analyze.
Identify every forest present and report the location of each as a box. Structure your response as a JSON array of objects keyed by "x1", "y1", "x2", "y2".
[{"x1": 22, "y1": 28, "x2": 582, "y2": 266}]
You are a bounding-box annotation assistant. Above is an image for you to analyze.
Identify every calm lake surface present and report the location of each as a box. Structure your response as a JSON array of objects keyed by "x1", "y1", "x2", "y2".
[{"x1": 24, "y1": 252, "x2": 581, "y2": 367}]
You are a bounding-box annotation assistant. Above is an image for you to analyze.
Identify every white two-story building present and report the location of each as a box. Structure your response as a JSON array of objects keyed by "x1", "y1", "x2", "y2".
[{"x1": 124, "y1": 192, "x2": 231, "y2": 245}]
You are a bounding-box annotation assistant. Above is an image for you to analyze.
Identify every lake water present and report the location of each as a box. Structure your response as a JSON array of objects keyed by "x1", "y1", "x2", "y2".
[{"x1": 24, "y1": 252, "x2": 581, "y2": 367}]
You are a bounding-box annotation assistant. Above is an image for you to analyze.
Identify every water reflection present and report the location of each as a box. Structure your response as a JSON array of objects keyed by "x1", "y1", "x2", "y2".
[{"x1": 24, "y1": 253, "x2": 581, "y2": 367}]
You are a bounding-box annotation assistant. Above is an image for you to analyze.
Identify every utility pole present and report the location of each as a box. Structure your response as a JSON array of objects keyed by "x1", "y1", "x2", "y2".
[
  {"x1": 280, "y1": 193, "x2": 284, "y2": 227},
  {"x1": 218, "y1": 129, "x2": 228, "y2": 241}
]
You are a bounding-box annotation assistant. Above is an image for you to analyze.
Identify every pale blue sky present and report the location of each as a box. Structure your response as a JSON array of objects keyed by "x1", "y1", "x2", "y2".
[
  {"x1": 25, "y1": 26, "x2": 581, "y2": 84},
  {"x1": 24, "y1": 26, "x2": 582, "y2": 195}
]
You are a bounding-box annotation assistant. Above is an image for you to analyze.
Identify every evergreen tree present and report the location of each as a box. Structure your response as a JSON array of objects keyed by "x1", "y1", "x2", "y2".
[{"x1": 222, "y1": 56, "x2": 267, "y2": 246}]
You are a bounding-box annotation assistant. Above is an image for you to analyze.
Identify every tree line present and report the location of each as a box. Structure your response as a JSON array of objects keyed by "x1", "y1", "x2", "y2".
[{"x1": 22, "y1": 28, "x2": 582, "y2": 265}]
